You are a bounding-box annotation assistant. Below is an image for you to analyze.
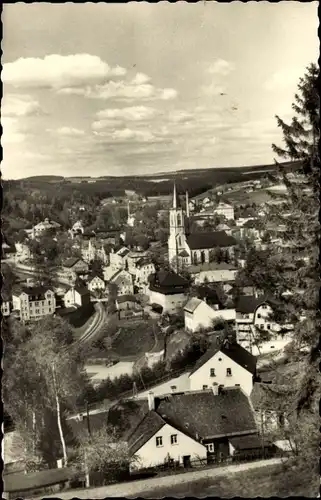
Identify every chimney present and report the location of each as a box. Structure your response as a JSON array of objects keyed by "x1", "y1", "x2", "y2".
[
  {"x1": 148, "y1": 391, "x2": 155, "y2": 411},
  {"x1": 186, "y1": 191, "x2": 190, "y2": 218},
  {"x1": 212, "y1": 383, "x2": 219, "y2": 396}
]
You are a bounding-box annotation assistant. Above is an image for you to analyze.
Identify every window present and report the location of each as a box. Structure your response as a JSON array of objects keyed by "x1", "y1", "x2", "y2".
[
  {"x1": 218, "y1": 357, "x2": 222, "y2": 361},
  {"x1": 171, "y1": 385, "x2": 177, "y2": 391},
  {"x1": 170, "y1": 434, "x2": 178, "y2": 445},
  {"x1": 35, "y1": 309, "x2": 40, "y2": 314},
  {"x1": 156, "y1": 436, "x2": 163, "y2": 447},
  {"x1": 206, "y1": 443, "x2": 214, "y2": 453},
  {"x1": 262, "y1": 305, "x2": 267, "y2": 309},
  {"x1": 235, "y1": 384, "x2": 240, "y2": 387},
  {"x1": 226, "y1": 368, "x2": 232, "y2": 377},
  {"x1": 203, "y1": 385, "x2": 208, "y2": 390},
  {"x1": 267, "y1": 324, "x2": 271, "y2": 330},
  {"x1": 35, "y1": 301, "x2": 39, "y2": 306},
  {"x1": 257, "y1": 313, "x2": 261, "y2": 318},
  {"x1": 210, "y1": 368, "x2": 216, "y2": 377}
]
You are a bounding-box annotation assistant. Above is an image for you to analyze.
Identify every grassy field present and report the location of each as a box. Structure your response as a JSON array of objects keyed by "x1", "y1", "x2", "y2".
[
  {"x1": 140, "y1": 463, "x2": 319, "y2": 498},
  {"x1": 110, "y1": 320, "x2": 157, "y2": 357}
]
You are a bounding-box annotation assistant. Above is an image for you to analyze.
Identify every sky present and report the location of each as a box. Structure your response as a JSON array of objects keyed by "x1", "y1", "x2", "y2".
[{"x1": 1, "y1": 2, "x2": 319, "y2": 179}]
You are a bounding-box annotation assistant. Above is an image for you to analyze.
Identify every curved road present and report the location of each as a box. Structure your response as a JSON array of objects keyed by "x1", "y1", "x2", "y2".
[{"x1": 77, "y1": 302, "x2": 108, "y2": 345}]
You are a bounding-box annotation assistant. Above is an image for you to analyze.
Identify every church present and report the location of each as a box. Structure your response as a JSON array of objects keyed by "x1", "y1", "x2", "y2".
[{"x1": 168, "y1": 184, "x2": 237, "y2": 270}]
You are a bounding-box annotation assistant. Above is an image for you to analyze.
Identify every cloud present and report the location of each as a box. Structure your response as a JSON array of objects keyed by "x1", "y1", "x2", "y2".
[
  {"x1": 131, "y1": 73, "x2": 151, "y2": 85},
  {"x1": 201, "y1": 83, "x2": 226, "y2": 96},
  {"x1": 96, "y1": 105, "x2": 159, "y2": 121},
  {"x1": 55, "y1": 127, "x2": 85, "y2": 136},
  {"x1": 58, "y1": 78, "x2": 177, "y2": 101},
  {"x1": 208, "y1": 59, "x2": 235, "y2": 76},
  {"x1": 2, "y1": 54, "x2": 126, "y2": 89},
  {"x1": 264, "y1": 67, "x2": 303, "y2": 91},
  {"x1": 1, "y1": 117, "x2": 26, "y2": 144},
  {"x1": 2, "y1": 94, "x2": 43, "y2": 117}
]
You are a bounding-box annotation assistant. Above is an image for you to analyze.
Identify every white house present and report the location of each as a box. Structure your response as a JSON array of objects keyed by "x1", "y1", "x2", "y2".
[
  {"x1": 188, "y1": 340, "x2": 257, "y2": 396},
  {"x1": 134, "y1": 259, "x2": 156, "y2": 293},
  {"x1": 29, "y1": 218, "x2": 61, "y2": 239},
  {"x1": 235, "y1": 295, "x2": 288, "y2": 349},
  {"x1": 12, "y1": 285, "x2": 56, "y2": 321},
  {"x1": 188, "y1": 262, "x2": 238, "y2": 285},
  {"x1": 148, "y1": 270, "x2": 190, "y2": 314},
  {"x1": 87, "y1": 275, "x2": 106, "y2": 292},
  {"x1": 109, "y1": 246, "x2": 130, "y2": 271},
  {"x1": 64, "y1": 285, "x2": 90, "y2": 308},
  {"x1": 214, "y1": 202, "x2": 234, "y2": 220},
  {"x1": 1, "y1": 298, "x2": 11, "y2": 317},
  {"x1": 109, "y1": 269, "x2": 134, "y2": 296},
  {"x1": 113, "y1": 386, "x2": 257, "y2": 470},
  {"x1": 184, "y1": 298, "x2": 236, "y2": 333}
]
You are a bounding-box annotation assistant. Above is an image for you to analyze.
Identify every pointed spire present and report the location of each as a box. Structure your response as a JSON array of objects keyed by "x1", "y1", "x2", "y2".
[
  {"x1": 186, "y1": 191, "x2": 190, "y2": 218},
  {"x1": 173, "y1": 182, "x2": 177, "y2": 209}
]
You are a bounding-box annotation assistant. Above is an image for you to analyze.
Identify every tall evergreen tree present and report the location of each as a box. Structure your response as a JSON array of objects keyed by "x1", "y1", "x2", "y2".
[{"x1": 241, "y1": 63, "x2": 319, "y2": 480}]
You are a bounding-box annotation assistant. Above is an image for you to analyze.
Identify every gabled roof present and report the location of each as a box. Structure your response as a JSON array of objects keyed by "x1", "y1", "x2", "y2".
[
  {"x1": 128, "y1": 411, "x2": 166, "y2": 454},
  {"x1": 136, "y1": 257, "x2": 154, "y2": 268},
  {"x1": 189, "y1": 340, "x2": 257, "y2": 377},
  {"x1": 229, "y1": 434, "x2": 272, "y2": 451},
  {"x1": 12, "y1": 285, "x2": 53, "y2": 299},
  {"x1": 116, "y1": 294, "x2": 138, "y2": 304},
  {"x1": 235, "y1": 295, "x2": 278, "y2": 314},
  {"x1": 187, "y1": 231, "x2": 236, "y2": 250},
  {"x1": 111, "y1": 270, "x2": 132, "y2": 285},
  {"x1": 154, "y1": 387, "x2": 257, "y2": 441},
  {"x1": 149, "y1": 270, "x2": 189, "y2": 294},
  {"x1": 184, "y1": 297, "x2": 203, "y2": 313},
  {"x1": 63, "y1": 257, "x2": 85, "y2": 268},
  {"x1": 73, "y1": 285, "x2": 90, "y2": 296},
  {"x1": 116, "y1": 247, "x2": 130, "y2": 257}
]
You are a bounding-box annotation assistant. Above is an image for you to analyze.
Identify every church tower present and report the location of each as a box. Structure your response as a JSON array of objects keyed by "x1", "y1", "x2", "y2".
[{"x1": 168, "y1": 183, "x2": 188, "y2": 270}]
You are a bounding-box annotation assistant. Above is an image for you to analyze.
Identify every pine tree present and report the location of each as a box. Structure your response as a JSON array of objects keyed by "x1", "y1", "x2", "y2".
[{"x1": 243, "y1": 63, "x2": 319, "y2": 480}]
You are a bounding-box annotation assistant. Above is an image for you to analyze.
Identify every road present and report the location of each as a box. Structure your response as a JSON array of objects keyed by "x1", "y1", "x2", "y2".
[{"x1": 34, "y1": 458, "x2": 285, "y2": 499}]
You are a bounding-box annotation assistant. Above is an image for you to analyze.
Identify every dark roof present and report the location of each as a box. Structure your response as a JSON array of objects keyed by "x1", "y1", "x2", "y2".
[
  {"x1": 178, "y1": 249, "x2": 190, "y2": 257},
  {"x1": 229, "y1": 434, "x2": 272, "y2": 451},
  {"x1": 116, "y1": 294, "x2": 137, "y2": 304},
  {"x1": 73, "y1": 285, "x2": 90, "y2": 296},
  {"x1": 187, "y1": 231, "x2": 236, "y2": 250},
  {"x1": 235, "y1": 295, "x2": 279, "y2": 314},
  {"x1": 12, "y1": 285, "x2": 53, "y2": 299},
  {"x1": 242, "y1": 219, "x2": 262, "y2": 229},
  {"x1": 189, "y1": 340, "x2": 257, "y2": 377},
  {"x1": 251, "y1": 383, "x2": 295, "y2": 412},
  {"x1": 136, "y1": 257, "x2": 153, "y2": 268},
  {"x1": 149, "y1": 270, "x2": 189, "y2": 295},
  {"x1": 154, "y1": 387, "x2": 257, "y2": 441},
  {"x1": 4, "y1": 467, "x2": 72, "y2": 493},
  {"x1": 128, "y1": 411, "x2": 165, "y2": 454},
  {"x1": 63, "y1": 257, "x2": 84, "y2": 268}
]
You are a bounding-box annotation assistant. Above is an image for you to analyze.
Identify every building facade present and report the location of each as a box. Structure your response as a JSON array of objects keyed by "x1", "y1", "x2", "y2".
[{"x1": 12, "y1": 286, "x2": 56, "y2": 321}]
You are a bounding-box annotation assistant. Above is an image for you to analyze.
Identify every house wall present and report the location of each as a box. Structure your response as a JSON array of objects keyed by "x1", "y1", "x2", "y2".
[
  {"x1": 17, "y1": 291, "x2": 56, "y2": 321},
  {"x1": 113, "y1": 271, "x2": 134, "y2": 296},
  {"x1": 189, "y1": 351, "x2": 253, "y2": 396},
  {"x1": 132, "y1": 422, "x2": 207, "y2": 470},
  {"x1": 1, "y1": 301, "x2": 11, "y2": 316},
  {"x1": 193, "y1": 269, "x2": 237, "y2": 285},
  {"x1": 149, "y1": 290, "x2": 188, "y2": 314},
  {"x1": 254, "y1": 304, "x2": 280, "y2": 333},
  {"x1": 88, "y1": 278, "x2": 106, "y2": 292},
  {"x1": 185, "y1": 304, "x2": 236, "y2": 333}
]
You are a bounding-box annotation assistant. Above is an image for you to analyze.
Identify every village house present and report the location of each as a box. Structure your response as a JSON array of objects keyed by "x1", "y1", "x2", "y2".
[
  {"x1": 109, "y1": 269, "x2": 134, "y2": 296},
  {"x1": 187, "y1": 262, "x2": 238, "y2": 286},
  {"x1": 116, "y1": 295, "x2": 144, "y2": 319},
  {"x1": 69, "y1": 220, "x2": 84, "y2": 238},
  {"x1": 61, "y1": 257, "x2": 89, "y2": 283},
  {"x1": 28, "y1": 218, "x2": 61, "y2": 239},
  {"x1": 235, "y1": 295, "x2": 286, "y2": 348},
  {"x1": 134, "y1": 258, "x2": 156, "y2": 293},
  {"x1": 70, "y1": 386, "x2": 258, "y2": 471},
  {"x1": 148, "y1": 270, "x2": 190, "y2": 314},
  {"x1": 184, "y1": 298, "x2": 236, "y2": 333},
  {"x1": 213, "y1": 201, "x2": 234, "y2": 220},
  {"x1": 87, "y1": 275, "x2": 106, "y2": 293},
  {"x1": 12, "y1": 285, "x2": 56, "y2": 321},
  {"x1": 1, "y1": 291, "x2": 11, "y2": 317},
  {"x1": 126, "y1": 250, "x2": 150, "y2": 273},
  {"x1": 188, "y1": 340, "x2": 257, "y2": 396},
  {"x1": 63, "y1": 285, "x2": 91, "y2": 308},
  {"x1": 109, "y1": 246, "x2": 130, "y2": 271}
]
